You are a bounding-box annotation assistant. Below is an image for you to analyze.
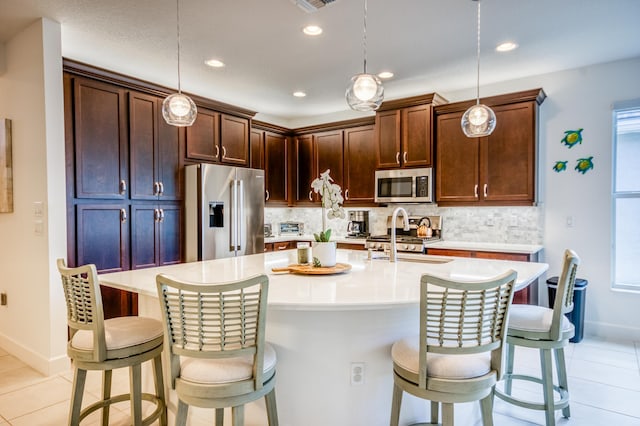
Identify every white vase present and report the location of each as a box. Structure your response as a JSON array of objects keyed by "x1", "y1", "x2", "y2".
[{"x1": 312, "y1": 241, "x2": 337, "y2": 267}]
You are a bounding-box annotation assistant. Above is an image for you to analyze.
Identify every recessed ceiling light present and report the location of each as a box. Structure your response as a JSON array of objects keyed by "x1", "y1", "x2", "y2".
[
  {"x1": 378, "y1": 71, "x2": 394, "y2": 79},
  {"x1": 293, "y1": 91, "x2": 307, "y2": 98},
  {"x1": 205, "y1": 58, "x2": 225, "y2": 68},
  {"x1": 303, "y1": 25, "x2": 323, "y2": 36},
  {"x1": 496, "y1": 42, "x2": 518, "y2": 52}
]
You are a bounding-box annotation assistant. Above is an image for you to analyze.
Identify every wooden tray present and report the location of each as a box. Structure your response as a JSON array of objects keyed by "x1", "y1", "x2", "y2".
[{"x1": 271, "y1": 263, "x2": 352, "y2": 275}]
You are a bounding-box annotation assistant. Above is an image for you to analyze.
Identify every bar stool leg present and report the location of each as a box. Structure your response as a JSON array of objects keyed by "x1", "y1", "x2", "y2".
[
  {"x1": 130, "y1": 364, "x2": 143, "y2": 425},
  {"x1": 390, "y1": 383, "x2": 402, "y2": 426},
  {"x1": 70, "y1": 368, "x2": 87, "y2": 426},
  {"x1": 555, "y1": 347, "x2": 571, "y2": 418},
  {"x1": 504, "y1": 342, "x2": 515, "y2": 395},
  {"x1": 430, "y1": 401, "x2": 439, "y2": 424},
  {"x1": 101, "y1": 370, "x2": 112, "y2": 426},
  {"x1": 540, "y1": 348, "x2": 556, "y2": 426}
]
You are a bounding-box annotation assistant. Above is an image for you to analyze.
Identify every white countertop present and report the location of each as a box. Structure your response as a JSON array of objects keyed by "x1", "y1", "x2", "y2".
[
  {"x1": 99, "y1": 249, "x2": 548, "y2": 311},
  {"x1": 265, "y1": 234, "x2": 366, "y2": 245}
]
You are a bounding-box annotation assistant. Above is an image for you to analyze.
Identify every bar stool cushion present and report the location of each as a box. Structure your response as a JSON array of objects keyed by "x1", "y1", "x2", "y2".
[
  {"x1": 180, "y1": 343, "x2": 277, "y2": 384},
  {"x1": 71, "y1": 316, "x2": 164, "y2": 351},
  {"x1": 508, "y1": 305, "x2": 573, "y2": 334},
  {"x1": 392, "y1": 336, "x2": 491, "y2": 379}
]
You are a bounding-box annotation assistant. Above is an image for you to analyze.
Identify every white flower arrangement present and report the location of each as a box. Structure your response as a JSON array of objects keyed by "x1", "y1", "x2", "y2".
[{"x1": 311, "y1": 169, "x2": 346, "y2": 242}]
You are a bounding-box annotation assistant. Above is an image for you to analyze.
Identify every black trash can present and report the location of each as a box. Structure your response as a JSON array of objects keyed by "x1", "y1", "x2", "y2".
[{"x1": 547, "y1": 276, "x2": 588, "y2": 343}]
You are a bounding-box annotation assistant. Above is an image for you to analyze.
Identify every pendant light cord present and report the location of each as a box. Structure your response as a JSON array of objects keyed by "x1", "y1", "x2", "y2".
[
  {"x1": 363, "y1": 0, "x2": 368, "y2": 74},
  {"x1": 175, "y1": 0, "x2": 182, "y2": 94},
  {"x1": 475, "y1": 0, "x2": 481, "y2": 105}
]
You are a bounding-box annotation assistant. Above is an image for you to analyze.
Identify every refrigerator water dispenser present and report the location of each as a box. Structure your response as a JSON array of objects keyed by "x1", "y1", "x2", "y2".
[{"x1": 209, "y1": 202, "x2": 224, "y2": 227}]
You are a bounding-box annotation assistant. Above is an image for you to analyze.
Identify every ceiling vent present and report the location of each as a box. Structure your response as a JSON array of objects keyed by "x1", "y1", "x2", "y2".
[{"x1": 292, "y1": 0, "x2": 336, "y2": 13}]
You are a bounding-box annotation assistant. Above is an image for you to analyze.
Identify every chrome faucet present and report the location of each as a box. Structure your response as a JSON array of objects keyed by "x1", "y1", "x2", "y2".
[{"x1": 390, "y1": 207, "x2": 410, "y2": 262}]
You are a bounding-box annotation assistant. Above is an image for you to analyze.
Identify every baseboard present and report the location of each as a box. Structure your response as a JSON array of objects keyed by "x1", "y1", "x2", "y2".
[
  {"x1": 0, "y1": 333, "x2": 70, "y2": 376},
  {"x1": 584, "y1": 320, "x2": 640, "y2": 342}
]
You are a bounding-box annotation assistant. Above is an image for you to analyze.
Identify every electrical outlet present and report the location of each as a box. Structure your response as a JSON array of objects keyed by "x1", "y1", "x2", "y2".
[
  {"x1": 350, "y1": 362, "x2": 365, "y2": 385},
  {"x1": 1, "y1": 293, "x2": 7, "y2": 306},
  {"x1": 566, "y1": 216, "x2": 574, "y2": 228}
]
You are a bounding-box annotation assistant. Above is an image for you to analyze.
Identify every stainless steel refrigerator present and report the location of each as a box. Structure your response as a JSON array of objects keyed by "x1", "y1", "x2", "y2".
[{"x1": 185, "y1": 163, "x2": 265, "y2": 261}]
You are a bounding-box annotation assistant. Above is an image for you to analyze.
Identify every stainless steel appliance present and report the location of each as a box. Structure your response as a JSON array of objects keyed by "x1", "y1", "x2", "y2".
[
  {"x1": 347, "y1": 210, "x2": 370, "y2": 238},
  {"x1": 366, "y1": 215, "x2": 442, "y2": 253},
  {"x1": 185, "y1": 163, "x2": 265, "y2": 261},
  {"x1": 279, "y1": 222, "x2": 305, "y2": 236},
  {"x1": 374, "y1": 168, "x2": 433, "y2": 203},
  {"x1": 264, "y1": 223, "x2": 273, "y2": 238}
]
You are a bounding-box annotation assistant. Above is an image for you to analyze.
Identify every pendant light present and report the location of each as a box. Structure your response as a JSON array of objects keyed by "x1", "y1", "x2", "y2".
[
  {"x1": 461, "y1": 0, "x2": 496, "y2": 137},
  {"x1": 345, "y1": 0, "x2": 384, "y2": 111},
  {"x1": 162, "y1": 0, "x2": 197, "y2": 127}
]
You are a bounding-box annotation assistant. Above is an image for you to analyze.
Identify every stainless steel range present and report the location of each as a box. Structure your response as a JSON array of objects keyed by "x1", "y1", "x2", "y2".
[{"x1": 365, "y1": 215, "x2": 442, "y2": 253}]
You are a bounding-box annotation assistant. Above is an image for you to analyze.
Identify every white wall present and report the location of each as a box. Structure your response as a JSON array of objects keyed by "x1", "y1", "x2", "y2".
[{"x1": 0, "y1": 18, "x2": 68, "y2": 375}]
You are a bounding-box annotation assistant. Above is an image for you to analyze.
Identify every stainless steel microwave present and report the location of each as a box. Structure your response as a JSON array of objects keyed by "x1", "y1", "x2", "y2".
[{"x1": 374, "y1": 168, "x2": 433, "y2": 203}]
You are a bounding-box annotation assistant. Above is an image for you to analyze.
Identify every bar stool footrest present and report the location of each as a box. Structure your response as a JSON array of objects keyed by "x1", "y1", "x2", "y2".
[
  {"x1": 78, "y1": 392, "x2": 166, "y2": 425},
  {"x1": 494, "y1": 373, "x2": 569, "y2": 412}
]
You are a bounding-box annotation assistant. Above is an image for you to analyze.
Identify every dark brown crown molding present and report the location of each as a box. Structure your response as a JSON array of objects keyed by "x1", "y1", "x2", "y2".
[
  {"x1": 377, "y1": 92, "x2": 449, "y2": 112},
  {"x1": 434, "y1": 88, "x2": 546, "y2": 115},
  {"x1": 293, "y1": 116, "x2": 375, "y2": 135},
  {"x1": 251, "y1": 120, "x2": 293, "y2": 135}
]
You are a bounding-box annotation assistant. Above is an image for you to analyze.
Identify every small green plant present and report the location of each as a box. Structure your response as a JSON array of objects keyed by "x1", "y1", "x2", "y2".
[
  {"x1": 312, "y1": 257, "x2": 322, "y2": 267},
  {"x1": 314, "y1": 229, "x2": 332, "y2": 242}
]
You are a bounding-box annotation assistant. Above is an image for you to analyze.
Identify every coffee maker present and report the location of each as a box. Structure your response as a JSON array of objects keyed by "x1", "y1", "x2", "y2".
[{"x1": 347, "y1": 210, "x2": 370, "y2": 238}]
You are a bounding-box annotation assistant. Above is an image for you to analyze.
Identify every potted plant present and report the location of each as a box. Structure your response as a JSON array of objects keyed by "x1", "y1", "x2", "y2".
[{"x1": 310, "y1": 169, "x2": 345, "y2": 267}]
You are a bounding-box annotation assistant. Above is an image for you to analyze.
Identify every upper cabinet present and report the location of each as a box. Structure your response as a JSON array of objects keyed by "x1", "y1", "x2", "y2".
[
  {"x1": 220, "y1": 114, "x2": 249, "y2": 166},
  {"x1": 252, "y1": 121, "x2": 290, "y2": 205},
  {"x1": 72, "y1": 76, "x2": 128, "y2": 199},
  {"x1": 185, "y1": 109, "x2": 250, "y2": 166},
  {"x1": 129, "y1": 91, "x2": 183, "y2": 201},
  {"x1": 343, "y1": 125, "x2": 376, "y2": 204},
  {"x1": 434, "y1": 89, "x2": 546, "y2": 206},
  {"x1": 375, "y1": 93, "x2": 447, "y2": 169}
]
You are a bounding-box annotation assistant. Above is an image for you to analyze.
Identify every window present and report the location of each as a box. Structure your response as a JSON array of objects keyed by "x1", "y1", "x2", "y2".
[{"x1": 612, "y1": 104, "x2": 640, "y2": 291}]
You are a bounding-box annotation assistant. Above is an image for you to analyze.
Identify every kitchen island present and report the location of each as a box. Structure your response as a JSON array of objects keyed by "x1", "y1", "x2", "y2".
[{"x1": 100, "y1": 249, "x2": 548, "y2": 425}]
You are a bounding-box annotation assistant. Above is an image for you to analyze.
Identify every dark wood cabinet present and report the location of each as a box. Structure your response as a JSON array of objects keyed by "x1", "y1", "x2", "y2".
[
  {"x1": 129, "y1": 92, "x2": 183, "y2": 201},
  {"x1": 375, "y1": 94, "x2": 444, "y2": 169},
  {"x1": 220, "y1": 114, "x2": 249, "y2": 166},
  {"x1": 343, "y1": 125, "x2": 376, "y2": 204},
  {"x1": 73, "y1": 77, "x2": 128, "y2": 199},
  {"x1": 315, "y1": 129, "x2": 344, "y2": 191},
  {"x1": 76, "y1": 203, "x2": 129, "y2": 273},
  {"x1": 131, "y1": 202, "x2": 183, "y2": 270},
  {"x1": 185, "y1": 109, "x2": 250, "y2": 166},
  {"x1": 435, "y1": 89, "x2": 545, "y2": 206},
  {"x1": 185, "y1": 107, "x2": 220, "y2": 162},
  {"x1": 294, "y1": 135, "x2": 315, "y2": 204},
  {"x1": 426, "y1": 247, "x2": 539, "y2": 305},
  {"x1": 264, "y1": 132, "x2": 288, "y2": 205},
  {"x1": 264, "y1": 241, "x2": 292, "y2": 252},
  {"x1": 250, "y1": 128, "x2": 264, "y2": 169}
]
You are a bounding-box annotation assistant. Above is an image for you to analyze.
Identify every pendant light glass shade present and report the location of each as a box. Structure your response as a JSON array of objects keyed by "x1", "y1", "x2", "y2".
[
  {"x1": 163, "y1": 0, "x2": 197, "y2": 127},
  {"x1": 162, "y1": 93, "x2": 197, "y2": 126},
  {"x1": 346, "y1": 73, "x2": 384, "y2": 111},
  {"x1": 461, "y1": 0, "x2": 495, "y2": 137},
  {"x1": 346, "y1": 0, "x2": 383, "y2": 111}
]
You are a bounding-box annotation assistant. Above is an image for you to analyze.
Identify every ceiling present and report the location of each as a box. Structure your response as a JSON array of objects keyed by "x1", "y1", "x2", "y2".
[{"x1": 1, "y1": 0, "x2": 640, "y2": 125}]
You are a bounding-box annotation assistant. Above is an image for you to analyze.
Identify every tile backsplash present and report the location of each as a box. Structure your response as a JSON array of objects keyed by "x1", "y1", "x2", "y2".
[{"x1": 265, "y1": 205, "x2": 543, "y2": 244}]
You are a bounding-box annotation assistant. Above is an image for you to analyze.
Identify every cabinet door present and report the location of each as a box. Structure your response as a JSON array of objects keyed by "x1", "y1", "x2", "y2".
[
  {"x1": 264, "y1": 133, "x2": 288, "y2": 204},
  {"x1": 315, "y1": 130, "x2": 344, "y2": 189},
  {"x1": 130, "y1": 204, "x2": 158, "y2": 270},
  {"x1": 481, "y1": 103, "x2": 536, "y2": 204},
  {"x1": 157, "y1": 106, "x2": 183, "y2": 200},
  {"x1": 220, "y1": 114, "x2": 249, "y2": 166},
  {"x1": 402, "y1": 104, "x2": 432, "y2": 167},
  {"x1": 250, "y1": 129, "x2": 264, "y2": 169},
  {"x1": 129, "y1": 92, "x2": 158, "y2": 200},
  {"x1": 186, "y1": 107, "x2": 219, "y2": 162},
  {"x1": 295, "y1": 135, "x2": 315, "y2": 204},
  {"x1": 158, "y1": 203, "x2": 183, "y2": 266},
  {"x1": 435, "y1": 112, "x2": 481, "y2": 204},
  {"x1": 344, "y1": 125, "x2": 376, "y2": 204},
  {"x1": 76, "y1": 204, "x2": 129, "y2": 273},
  {"x1": 376, "y1": 110, "x2": 401, "y2": 168},
  {"x1": 74, "y1": 78, "x2": 128, "y2": 199}
]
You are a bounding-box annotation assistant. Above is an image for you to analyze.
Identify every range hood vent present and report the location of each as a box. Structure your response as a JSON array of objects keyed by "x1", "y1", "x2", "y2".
[{"x1": 292, "y1": 0, "x2": 336, "y2": 13}]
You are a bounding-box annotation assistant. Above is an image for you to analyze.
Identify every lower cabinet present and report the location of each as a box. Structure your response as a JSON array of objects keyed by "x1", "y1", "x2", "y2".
[
  {"x1": 336, "y1": 242, "x2": 367, "y2": 251},
  {"x1": 426, "y1": 248, "x2": 539, "y2": 305},
  {"x1": 264, "y1": 241, "x2": 293, "y2": 252},
  {"x1": 131, "y1": 202, "x2": 183, "y2": 270}
]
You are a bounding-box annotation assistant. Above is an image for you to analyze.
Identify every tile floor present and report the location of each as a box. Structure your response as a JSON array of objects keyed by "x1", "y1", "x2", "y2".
[{"x1": 1, "y1": 336, "x2": 639, "y2": 425}]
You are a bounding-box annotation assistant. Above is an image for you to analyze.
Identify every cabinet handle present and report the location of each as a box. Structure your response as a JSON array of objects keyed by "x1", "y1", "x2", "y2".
[
  {"x1": 483, "y1": 184, "x2": 488, "y2": 198},
  {"x1": 154, "y1": 208, "x2": 160, "y2": 222},
  {"x1": 120, "y1": 208, "x2": 127, "y2": 223},
  {"x1": 159, "y1": 182, "x2": 164, "y2": 195},
  {"x1": 159, "y1": 209, "x2": 165, "y2": 223},
  {"x1": 222, "y1": 146, "x2": 227, "y2": 159},
  {"x1": 309, "y1": 190, "x2": 313, "y2": 201},
  {"x1": 395, "y1": 152, "x2": 400, "y2": 164},
  {"x1": 153, "y1": 182, "x2": 158, "y2": 195},
  {"x1": 403, "y1": 152, "x2": 408, "y2": 163},
  {"x1": 345, "y1": 189, "x2": 349, "y2": 200},
  {"x1": 265, "y1": 190, "x2": 270, "y2": 201},
  {"x1": 277, "y1": 245, "x2": 288, "y2": 250},
  {"x1": 474, "y1": 184, "x2": 479, "y2": 198},
  {"x1": 119, "y1": 180, "x2": 127, "y2": 195},
  {"x1": 215, "y1": 145, "x2": 220, "y2": 159}
]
